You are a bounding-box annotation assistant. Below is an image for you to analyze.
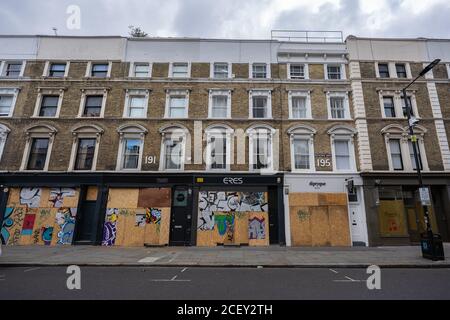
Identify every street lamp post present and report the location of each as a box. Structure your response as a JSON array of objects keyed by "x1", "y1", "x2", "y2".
[{"x1": 402, "y1": 59, "x2": 444, "y2": 260}]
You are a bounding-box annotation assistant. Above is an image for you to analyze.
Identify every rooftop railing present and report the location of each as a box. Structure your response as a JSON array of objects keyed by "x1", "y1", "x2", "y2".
[{"x1": 271, "y1": 30, "x2": 344, "y2": 43}]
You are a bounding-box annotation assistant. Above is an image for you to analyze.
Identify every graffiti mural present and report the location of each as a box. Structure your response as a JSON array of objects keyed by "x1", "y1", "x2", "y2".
[
  {"x1": 40, "y1": 226, "x2": 54, "y2": 245},
  {"x1": 49, "y1": 188, "x2": 76, "y2": 208},
  {"x1": 135, "y1": 210, "x2": 146, "y2": 227},
  {"x1": 248, "y1": 217, "x2": 266, "y2": 240},
  {"x1": 102, "y1": 208, "x2": 118, "y2": 246},
  {"x1": 20, "y1": 188, "x2": 42, "y2": 208},
  {"x1": 146, "y1": 208, "x2": 161, "y2": 225},
  {"x1": 198, "y1": 191, "x2": 268, "y2": 231},
  {"x1": 0, "y1": 207, "x2": 14, "y2": 244},
  {"x1": 21, "y1": 214, "x2": 36, "y2": 236},
  {"x1": 215, "y1": 213, "x2": 235, "y2": 236},
  {"x1": 55, "y1": 208, "x2": 77, "y2": 245}
]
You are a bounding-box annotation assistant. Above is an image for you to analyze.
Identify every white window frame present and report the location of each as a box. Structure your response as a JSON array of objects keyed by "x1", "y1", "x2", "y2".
[
  {"x1": 0, "y1": 60, "x2": 26, "y2": 78},
  {"x1": 375, "y1": 62, "x2": 391, "y2": 78},
  {"x1": 0, "y1": 123, "x2": 11, "y2": 162},
  {"x1": 0, "y1": 88, "x2": 20, "y2": 117},
  {"x1": 68, "y1": 125, "x2": 104, "y2": 172},
  {"x1": 287, "y1": 63, "x2": 309, "y2": 80},
  {"x1": 169, "y1": 62, "x2": 191, "y2": 78},
  {"x1": 20, "y1": 125, "x2": 57, "y2": 172},
  {"x1": 328, "y1": 126, "x2": 357, "y2": 172},
  {"x1": 247, "y1": 126, "x2": 275, "y2": 172},
  {"x1": 116, "y1": 124, "x2": 147, "y2": 171},
  {"x1": 394, "y1": 62, "x2": 411, "y2": 79},
  {"x1": 210, "y1": 62, "x2": 231, "y2": 79},
  {"x1": 249, "y1": 63, "x2": 271, "y2": 79},
  {"x1": 165, "y1": 89, "x2": 189, "y2": 119},
  {"x1": 43, "y1": 61, "x2": 70, "y2": 78},
  {"x1": 324, "y1": 63, "x2": 346, "y2": 80},
  {"x1": 32, "y1": 88, "x2": 64, "y2": 118},
  {"x1": 382, "y1": 125, "x2": 429, "y2": 172},
  {"x1": 326, "y1": 91, "x2": 351, "y2": 120},
  {"x1": 205, "y1": 125, "x2": 234, "y2": 171},
  {"x1": 128, "y1": 62, "x2": 152, "y2": 78},
  {"x1": 446, "y1": 63, "x2": 450, "y2": 79},
  {"x1": 159, "y1": 127, "x2": 188, "y2": 171},
  {"x1": 78, "y1": 88, "x2": 108, "y2": 118},
  {"x1": 378, "y1": 90, "x2": 419, "y2": 119},
  {"x1": 249, "y1": 90, "x2": 272, "y2": 119},
  {"x1": 208, "y1": 89, "x2": 231, "y2": 119},
  {"x1": 288, "y1": 90, "x2": 312, "y2": 119},
  {"x1": 288, "y1": 125, "x2": 316, "y2": 172},
  {"x1": 122, "y1": 89, "x2": 149, "y2": 119},
  {"x1": 85, "y1": 61, "x2": 112, "y2": 78}
]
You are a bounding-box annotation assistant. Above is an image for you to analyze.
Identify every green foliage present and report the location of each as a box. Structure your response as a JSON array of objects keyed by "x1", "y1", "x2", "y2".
[{"x1": 128, "y1": 25, "x2": 148, "y2": 38}]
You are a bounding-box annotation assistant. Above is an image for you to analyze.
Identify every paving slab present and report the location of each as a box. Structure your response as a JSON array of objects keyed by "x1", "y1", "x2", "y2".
[{"x1": 0, "y1": 244, "x2": 449, "y2": 268}]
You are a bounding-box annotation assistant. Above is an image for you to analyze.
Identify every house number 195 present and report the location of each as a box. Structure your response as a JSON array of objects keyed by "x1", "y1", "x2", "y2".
[{"x1": 316, "y1": 158, "x2": 331, "y2": 167}]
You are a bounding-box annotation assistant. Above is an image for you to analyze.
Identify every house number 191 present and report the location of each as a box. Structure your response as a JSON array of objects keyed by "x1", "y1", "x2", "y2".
[{"x1": 144, "y1": 156, "x2": 157, "y2": 164}]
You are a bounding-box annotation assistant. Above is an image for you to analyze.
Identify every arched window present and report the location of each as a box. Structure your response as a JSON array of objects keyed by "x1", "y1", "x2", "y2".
[
  {"x1": 246, "y1": 124, "x2": 276, "y2": 172},
  {"x1": 69, "y1": 124, "x2": 104, "y2": 171},
  {"x1": 381, "y1": 124, "x2": 429, "y2": 171},
  {"x1": 116, "y1": 124, "x2": 148, "y2": 171},
  {"x1": 159, "y1": 124, "x2": 189, "y2": 171},
  {"x1": 205, "y1": 124, "x2": 234, "y2": 171},
  {"x1": 288, "y1": 124, "x2": 316, "y2": 172},
  {"x1": 20, "y1": 124, "x2": 57, "y2": 171}
]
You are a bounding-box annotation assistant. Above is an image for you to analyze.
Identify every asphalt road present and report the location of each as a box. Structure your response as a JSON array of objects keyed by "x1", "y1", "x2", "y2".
[{"x1": 0, "y1": 266, "x2": 449, "y2": 300}]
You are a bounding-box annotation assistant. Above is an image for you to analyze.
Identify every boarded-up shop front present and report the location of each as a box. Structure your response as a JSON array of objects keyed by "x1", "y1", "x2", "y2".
[
  {"x1": 101, "y1": 187, "x2": 172, "y2": 247},
  {"x1": 193, "y1": 174, "x2": 285, "y2": 247},
  {"x1": 285, "y1": 173, "x2": 368, "y2": 247}
]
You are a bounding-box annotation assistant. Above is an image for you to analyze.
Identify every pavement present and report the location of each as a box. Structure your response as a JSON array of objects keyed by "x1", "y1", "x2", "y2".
[
  {"x1": 1, "y1": 244, "x2": 450, "y2": 267},
  {"x1": 2, "y1": 266, "x2": 450, "y2": 299}
]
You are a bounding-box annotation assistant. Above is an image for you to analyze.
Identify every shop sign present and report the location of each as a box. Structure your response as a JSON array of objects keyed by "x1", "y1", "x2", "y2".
[
  {"x1": 315, "y1": 153, "x2": 332, "y2": 167},
  {"x1": 419, "y1": 187, "x2": 431, "y2": 206},
  {"x1": 309, "y1": 181, "x2": 326, "y2": 190},
  {"x1": 223, "y1": 177, "x2": 244, "y2": 185}
]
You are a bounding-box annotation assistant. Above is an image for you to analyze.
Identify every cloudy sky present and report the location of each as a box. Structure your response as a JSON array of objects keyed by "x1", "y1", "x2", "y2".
[{"x1": 1, "y1": 0, "x2": 449, "y2": 39}]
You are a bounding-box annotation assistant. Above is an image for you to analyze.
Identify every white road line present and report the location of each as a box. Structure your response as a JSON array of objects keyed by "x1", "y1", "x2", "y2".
[
  {"x1": 171, "y1": 275, "x2": 178, "y2": 281},
  {"x1": 329, "y1": 269, "x2": 339, "y2": 274},
  {"x1": 138, "y1": 256, "x2": 162, "y2": 263},
  {"x1": 23, "y1": 267, "x2": 41, "y2": 273},
  {"x1": 181, "y1": 267, "x2": 187, "y2": 273},
  {"x1": 149, "y1": 279, "x2": 191, "y2": 282}
]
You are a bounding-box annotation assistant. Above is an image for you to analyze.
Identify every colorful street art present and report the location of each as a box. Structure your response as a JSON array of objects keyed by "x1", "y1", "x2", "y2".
[
  {"x1": 248, "y1": 217, "x2": 266, "y2": 240},
  {"x1": 215, "y1": 213, "x2": 235, "y2": 236},
  {"x1": 0, "y1": 207, "x2": 15, "y2": 244},
  {"x1": 197, "y1": 191, "x2": 268, "y2": 231},
  {"x1": 146, "y1": 208, "x2": 161, "y2": 225},
  {"x1": 102, "y1": 208, "x2": 118, "y2": 246},
  {"x1": 135, "y1": 210, "x2": 146, "y2": 227},
  {"x1": 20, "y1": 187, "x2": 42, "y2": 208},
  {"x1": 49, "y1": 188, "x2": 76, "y2": 208},
  {"x1": 21, "y1": 214, "x2": 36, "y2": 236},
  {"x1": 55, "y1": 208, "x2": 77, "y2": 245},
  {"x1": 41, "y1": 226, "x2": 54, "y2": 245}
]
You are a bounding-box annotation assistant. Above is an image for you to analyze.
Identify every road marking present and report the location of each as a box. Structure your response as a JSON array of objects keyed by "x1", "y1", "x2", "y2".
[
  {"x1": 138, "y1": 256, "x2": 162, "y2": 263},
  {"x1": 329, "y1": 268, "x2": 339, "y2": 274},
  {"x1": 23, "y1": 267, "x2": 41, "y2": 273},
  {"x1": 149, "y1": 279, "x2": 191, "y2": 282},
  {"x1": 171, "y1": 275, "x2": 178, "y2": 281},
  {"x1": 181, "y1": 267, "x2": 187, "y2": 273},
  {"x1": 168, "y1": 253, "x2": 179, "y2": 263}
]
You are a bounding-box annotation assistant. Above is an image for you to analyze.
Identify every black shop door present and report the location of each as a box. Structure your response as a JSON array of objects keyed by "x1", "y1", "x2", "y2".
[
  {"x1": 169, "y1": 186, "x2": 192, "y2": 246},
  {"x1": 74, "y1": 201, "x2": 97, "y2": 244}
]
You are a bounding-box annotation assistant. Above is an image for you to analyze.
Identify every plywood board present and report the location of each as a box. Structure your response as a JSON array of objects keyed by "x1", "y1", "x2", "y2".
[
  {"x1": 290, "y1": 206, "x2": 312, "y2": 246},
  {"x1": 234, "y1": 213, "x2": 249, "y2": 245},
  {"x1": 289, "y1": 193, "x2": 319, "y2": 207},
  {"x1": 107, "y1": 189, "x2": 139, "y2": 208},
  {"x1": 328, "y1": 205, "x2": 351, "y2": 246},
  {"x1": 86, "y1": 186, "x2": 98, "y2": 201},
  {"x1": 138, "y1": 188, "x2": 171, "y2": 208},
  {"x1": 197, "y1": 230, "x2": 215, "y2": 246},
  {"x1": 40, "y1": 188, "x2": 51, "y2": 207},
  {"x1": 6, "y1": 207, "x2": 26, "y2": 245},
  {"x1": 159, "y1": 207, "x2": 171, "y2": 245},
  {"x1": 144, "y1": 224, "x2": 159, "y2": 245},
  {"x1": 7, "y1": 188, "x2": 23, "y2": 207},
  {"x1": 310, "y1": 206, "x2": 330, "y2": 246},
  {"x1": 31, "y1": 208, "x2": 55, "y2": 246}
]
